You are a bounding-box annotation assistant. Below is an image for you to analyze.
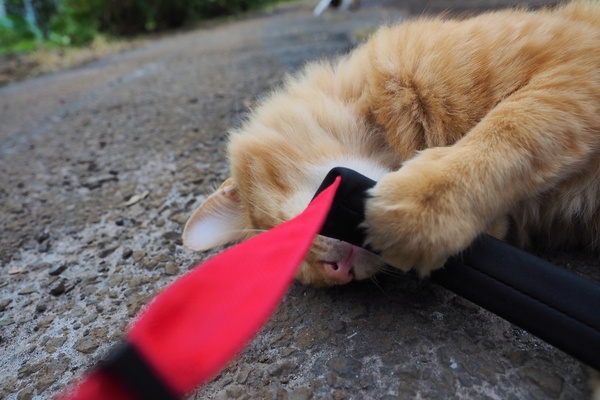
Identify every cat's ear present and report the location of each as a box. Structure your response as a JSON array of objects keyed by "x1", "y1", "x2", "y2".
[{"x1": 182, "y1": 178, "x2": 246, "y2": 251}]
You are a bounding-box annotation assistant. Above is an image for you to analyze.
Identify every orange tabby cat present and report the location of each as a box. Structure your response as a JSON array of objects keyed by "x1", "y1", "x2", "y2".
[{"x1": 183, "y1": 1, "x2": 600, "y2": 287}]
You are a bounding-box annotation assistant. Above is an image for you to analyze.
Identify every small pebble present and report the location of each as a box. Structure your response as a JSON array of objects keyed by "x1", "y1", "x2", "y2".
[
  {"x1": 81, "y1": 313, "x2": 98, "y2": 325},
  {"x1": 74, "y1": 337, "x2": 98, "y2": 354},
  {"x1": 164, "y1": 263, "x2": 179, "y2": 275},
  {"x1": 50, "y1": 281, "x2": 66, "y2": 296},
  {"x1": 0, "y1": 298, "x2": 13, "y2": 311},
  {"x1": 236, "y1": 367, "x2": 251, "y2": 384},
  {"x1": 18, "y1": 286, "x2": 36, "y2": 295},
  {"x1": 122, "y1": 248, "x2": 133, "y2": 259},
  {"x1": 48, "y1": 263, "x2": 67, "y2": 276},
  {"x1": 132, "y1": 251, "x2": 145, "y2": 263},
  {"x1": 226, "y1": 385, "x2": 244, "y2": 398},
  {"x1": 17, "y1": 386, "x2": 34, "y2": 400},
  {"x1": 98, "y1": 246, "x2": 118, "y2": 259},
  {"x1": 36, "y1": 232, "x2": 50, "y2": 243},
  {"x1": 38, "y1": 241, "x2": 50, "y2": 253},
  {"x1": 36, "y1": 315, "x2": 55, "y2": 329},
  {"x1": 332, "y1": 390, "x2": 345, "y2": 400}
]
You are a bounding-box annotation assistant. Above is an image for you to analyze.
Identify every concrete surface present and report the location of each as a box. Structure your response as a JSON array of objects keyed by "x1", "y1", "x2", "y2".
[{"x1": 0, "y1": 0, "x2": 595, "y2": 399}]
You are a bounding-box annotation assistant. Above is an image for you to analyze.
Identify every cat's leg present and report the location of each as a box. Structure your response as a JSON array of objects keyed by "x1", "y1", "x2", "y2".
[{"x1": 365, "y1": 80, "x2": 600, "y2": 276}]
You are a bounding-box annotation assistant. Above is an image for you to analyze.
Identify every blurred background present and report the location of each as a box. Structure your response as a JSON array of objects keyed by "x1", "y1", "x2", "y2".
[
  {"x1": 0, "y1": 0, "x2": 561, "y2": 53},
  {"x1": 0, "y1": 0, "x2": 296, "y2": 84},
  {"x1": 0, "y1": 0, "x2": 288, "y2": 51}
]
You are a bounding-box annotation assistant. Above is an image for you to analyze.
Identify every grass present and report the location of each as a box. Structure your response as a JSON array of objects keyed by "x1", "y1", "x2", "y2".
[{"x1": 0, "y1": 35, "x2": 144, "y2": 86}]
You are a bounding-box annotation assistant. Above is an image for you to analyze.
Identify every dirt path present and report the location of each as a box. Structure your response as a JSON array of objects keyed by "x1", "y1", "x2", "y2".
[{"x1": 0, "y1": 1, "x2": 594, "y2": 399}]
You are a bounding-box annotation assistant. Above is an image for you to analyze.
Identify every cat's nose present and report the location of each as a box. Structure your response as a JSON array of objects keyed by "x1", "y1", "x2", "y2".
[{"x1": 323, "y1": 260, "x2": 354, "y2": 284}]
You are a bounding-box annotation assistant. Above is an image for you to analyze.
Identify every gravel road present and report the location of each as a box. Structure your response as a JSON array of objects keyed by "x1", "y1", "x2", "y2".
[{"x1": 0, "y1": 0, "x2": 596, "y2": 399}]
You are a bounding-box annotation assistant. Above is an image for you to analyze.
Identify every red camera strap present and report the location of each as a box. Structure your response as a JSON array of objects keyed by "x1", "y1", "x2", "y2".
[{"x1": 59, "y1": 177, "x2": 341, "y2": 400}]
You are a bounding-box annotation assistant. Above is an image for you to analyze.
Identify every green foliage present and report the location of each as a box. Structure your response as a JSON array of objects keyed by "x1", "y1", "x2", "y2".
[
  {"x1": 93, "y1": 0, "x2": 196, "y2": 36},
  {"x1": 63, "y1": 0, "x2": 286, "y2": 36},
  {"x1": 0, "y1": 0, "x2": 291, "y2": 54},
  {"x1": 0, "y1": 13, "x2": 38, "y2": 53},
  {"x1": 49, "y1": 0, "x2": 99, "y2": 45}
]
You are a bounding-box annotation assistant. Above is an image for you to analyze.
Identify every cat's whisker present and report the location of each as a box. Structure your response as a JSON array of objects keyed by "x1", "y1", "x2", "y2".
[
  {"x1": 252, "y1": 203, "x2": 287, "y2": 225},
  {"x1": 379, "y1": 264, "x2": 406, "y2": 277},
  {"x1": 369, "y1": 275, "x2": 393, "y2": 298},
  {"x1": 586, "y1": 228, "x2": 600, "y2": 250},
  {"x1": 228, "y1": 228, "x2": 269, "y2": 236}
]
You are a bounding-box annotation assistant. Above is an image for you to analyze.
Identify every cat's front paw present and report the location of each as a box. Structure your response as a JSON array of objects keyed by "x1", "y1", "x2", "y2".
[{"x1": 364, "y1": 154, "x2": 483, "y2": 277}]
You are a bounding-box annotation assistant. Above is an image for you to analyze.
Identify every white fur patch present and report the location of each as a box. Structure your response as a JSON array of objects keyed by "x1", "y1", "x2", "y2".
[
  {"x1": 312, "y1": 157, "x2": 390, "y2": 185},
  {"x1": 280, "y1": 158, "x2": 389, "y2": 221}
]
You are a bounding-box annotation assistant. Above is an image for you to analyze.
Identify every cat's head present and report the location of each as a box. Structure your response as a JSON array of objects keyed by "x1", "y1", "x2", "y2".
[
  {"x1": 181, "y1": 132, "x2": 386, "y2": 286},
  {"x1": 182, "y1": 62, "x2": 395, "y2": 286}
]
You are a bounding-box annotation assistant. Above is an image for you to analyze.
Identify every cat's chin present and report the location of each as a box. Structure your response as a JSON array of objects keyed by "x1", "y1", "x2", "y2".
[
  {"x1": 350, "y1": 247, "x2": 384, "y2": 281},
  {"x1": 295, "y1": 237, "x2": 383, "y2": 286}
]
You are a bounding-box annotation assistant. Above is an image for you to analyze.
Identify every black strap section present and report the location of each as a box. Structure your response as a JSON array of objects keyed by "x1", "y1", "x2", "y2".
[
  {"x1": 313, "y1": 167, "x2": 376, "y2": 252},
  {"x1": 313, "y1": 167, "x2": 600, "y2": 370},
  {"x1": 100, "y1": 342, "x2": 178, "y2": 400},
  {"x1": 436, "y1": 235, "x2": 600, "y2": 370}
]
